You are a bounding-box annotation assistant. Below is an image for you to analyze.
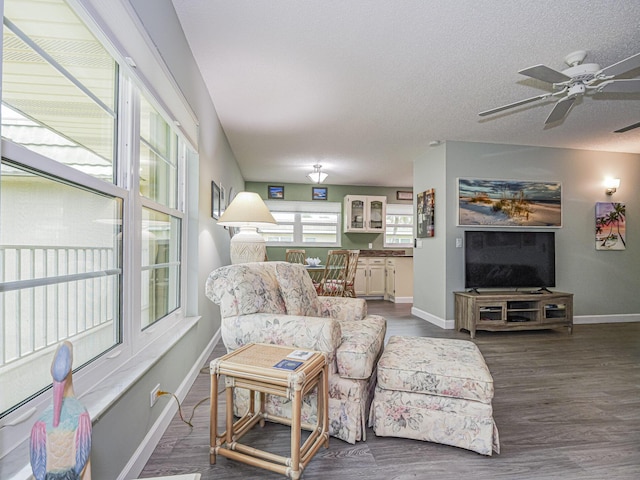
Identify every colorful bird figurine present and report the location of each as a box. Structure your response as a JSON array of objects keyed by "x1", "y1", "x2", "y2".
[{"x1": 30, "y1": 341, "x2": 92, "y2": 480}]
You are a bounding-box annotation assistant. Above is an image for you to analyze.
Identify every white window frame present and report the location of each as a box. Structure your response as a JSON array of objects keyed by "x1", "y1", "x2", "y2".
[
  {"x1": 384, "y1": 203, "x2": 414, "y2": 247},
  {"x1": 263, "y1": 200, "x2": 342, "y2": 248},
  {"x1": 0, "y1": 0, "x2": 198, "y2": 465}
]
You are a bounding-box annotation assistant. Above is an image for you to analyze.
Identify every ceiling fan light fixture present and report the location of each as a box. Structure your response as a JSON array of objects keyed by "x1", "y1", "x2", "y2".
[
  {"x1": 307, "y1": 164, "x2": 328, "y2": 184},
  {"x1": 479, "y1": 50, "x2": 640, "y2": 126}
]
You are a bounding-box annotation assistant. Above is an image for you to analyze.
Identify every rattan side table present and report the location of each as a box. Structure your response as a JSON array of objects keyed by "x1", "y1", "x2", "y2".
[{"x1": 209, "y1": 343, "x2": 329, "y2": 479}]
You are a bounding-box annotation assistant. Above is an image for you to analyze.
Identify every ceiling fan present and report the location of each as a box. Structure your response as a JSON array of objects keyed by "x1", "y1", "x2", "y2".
[{"x1": 479, "y1": 50, "x2": 640, "y2": 125}]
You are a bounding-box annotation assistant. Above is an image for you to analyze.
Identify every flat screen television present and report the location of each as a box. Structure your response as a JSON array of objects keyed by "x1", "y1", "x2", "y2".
[{"x1": 464, "y1": 231, "x2": 555, "y2": 290}]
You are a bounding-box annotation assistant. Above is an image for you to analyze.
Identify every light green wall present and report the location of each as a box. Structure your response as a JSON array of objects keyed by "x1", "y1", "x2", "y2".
[
  {"x1": 245, "y1": 182, "x2": 412, "y2": 261},
  {"x1": 413, "y1": 141, "x2": 640, "y2": 322}
]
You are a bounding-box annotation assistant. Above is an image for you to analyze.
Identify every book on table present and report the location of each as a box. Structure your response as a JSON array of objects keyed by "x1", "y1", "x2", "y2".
[{"x1": 273, "y1": 359, "x2": 303, "y2": 370}]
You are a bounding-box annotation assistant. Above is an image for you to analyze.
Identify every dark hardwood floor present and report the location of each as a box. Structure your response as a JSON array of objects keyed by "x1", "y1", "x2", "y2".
[{"x1": 140, "y1": 301, "x2": 640, "y2": 479}]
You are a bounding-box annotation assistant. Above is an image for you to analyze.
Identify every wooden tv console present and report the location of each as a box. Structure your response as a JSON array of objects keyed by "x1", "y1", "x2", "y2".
[{"x1": 454, "y1": 291, "x2": 573, "y2": 338}]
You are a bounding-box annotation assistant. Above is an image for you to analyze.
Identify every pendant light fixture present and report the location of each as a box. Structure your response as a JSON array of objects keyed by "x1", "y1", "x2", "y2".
[{"x1": 307, "y1": 164, "x2": 327, "y2": 184}]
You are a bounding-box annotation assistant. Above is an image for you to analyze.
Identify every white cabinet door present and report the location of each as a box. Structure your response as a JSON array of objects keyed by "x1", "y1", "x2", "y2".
[
  {"x1": 367, "y1": 258, "x2": 385, "y2": 295},
  {"x1": 354, "y1": 259, "x2": 367, "y2": 296},
  {"x1": 385, "y1": 259, "x2": 395, "y2": 298},
  {"x1": 344, "y1": 195, "x2": 387, "y2": 233},
  {"x1": 354, "y1": 258, "x2": 385, "y2": 296}
]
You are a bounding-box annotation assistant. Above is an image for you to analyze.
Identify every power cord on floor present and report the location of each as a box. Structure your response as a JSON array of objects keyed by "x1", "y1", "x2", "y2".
[
  {"x1": 156, "y1": 391, "x2": 210, "y2": 428},
  {"x1": 156, "y1": 367, "x2": 226, "y2": 428}
]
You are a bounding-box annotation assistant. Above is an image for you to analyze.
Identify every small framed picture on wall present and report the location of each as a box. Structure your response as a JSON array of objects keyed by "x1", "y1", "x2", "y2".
[
  {"x1": 268, "y1": 185, "x2": 284, "y2": 199},
  {"x1": 312, "y1": 186, "x2": 327, "y2": 200},
  {"x1": 211, "y1": 181, "x2": 221, "y2": 219}
]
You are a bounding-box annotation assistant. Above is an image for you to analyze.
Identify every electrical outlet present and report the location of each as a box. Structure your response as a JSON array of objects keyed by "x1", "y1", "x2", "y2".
[{"x1": 150, "y1": 384, "x2": 161, "y2": 407}]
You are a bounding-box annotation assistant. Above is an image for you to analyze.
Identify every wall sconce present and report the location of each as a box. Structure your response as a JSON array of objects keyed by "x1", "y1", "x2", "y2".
[{"x1": 604, "y1": 178, "x2": 620, "y2": 196}]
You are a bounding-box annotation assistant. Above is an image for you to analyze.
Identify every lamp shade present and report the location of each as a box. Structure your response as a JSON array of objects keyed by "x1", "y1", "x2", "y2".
[
  {"x1": 217, "y1": 192, "x2": 276, "y2": 226},
  {"x1": 217, "y1": 192, "x2": 276, "y2": 264}
]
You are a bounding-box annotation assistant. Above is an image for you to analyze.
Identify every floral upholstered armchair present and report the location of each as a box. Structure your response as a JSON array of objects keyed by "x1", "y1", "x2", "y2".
[{"x1": 205, "y1": 261, "x2": 387, "y2": 444}]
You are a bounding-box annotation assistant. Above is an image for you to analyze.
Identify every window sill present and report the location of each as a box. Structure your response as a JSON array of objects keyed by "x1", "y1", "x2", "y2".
[{"x1": 1, "y1": 315, "x2": 202, "y2": 480}]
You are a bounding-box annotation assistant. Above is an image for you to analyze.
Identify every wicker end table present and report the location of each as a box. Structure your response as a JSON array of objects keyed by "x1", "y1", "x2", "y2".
[{"x1": 209, "y1": 343, "x2": 329, "y2": 479}]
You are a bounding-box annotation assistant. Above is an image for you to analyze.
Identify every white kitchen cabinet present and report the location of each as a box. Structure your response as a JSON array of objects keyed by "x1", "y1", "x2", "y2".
[
  {"x1": 355, "y1": 257, "x2": 386, "y2": 296},
  {"x1": 344, "y1": 195, "x2": 386, "y2": 233},
  {"x1": 384, "y1": 257, "x2": 414, "y2": 303}
]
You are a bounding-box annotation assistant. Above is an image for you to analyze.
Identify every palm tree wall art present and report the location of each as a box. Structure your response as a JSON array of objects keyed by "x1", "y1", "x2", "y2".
[{"x1": 595, "y1": 202, "x2": 626, "y2": 250}]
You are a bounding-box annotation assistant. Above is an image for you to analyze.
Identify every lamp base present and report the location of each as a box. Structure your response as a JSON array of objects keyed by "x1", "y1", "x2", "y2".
[{"x1": 229, "y1": 225, "x2": 267, "y2": 264}]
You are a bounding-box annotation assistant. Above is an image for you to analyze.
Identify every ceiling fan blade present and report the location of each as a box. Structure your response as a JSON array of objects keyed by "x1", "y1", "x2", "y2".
[
  {"x1": 545, "y1": 96, "x2": 576, "y2": 124},
  {"x1": 598, "y1": 52, "x2": 640, "y2": 77},
  {"x1": 597, "y1": 79, "x2": 640, "y2": 93},
  {"x1": 479, "y1": 93, "x2": 553, "y2": 117},
  {"x1": 519, "y1": 65, "x2": 572, "y2": 84},
  {"x1": 614, "y1": 121, "x2": 640, "y2": 133}
]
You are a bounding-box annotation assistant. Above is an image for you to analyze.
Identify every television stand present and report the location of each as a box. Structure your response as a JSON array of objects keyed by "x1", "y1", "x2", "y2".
[{"x1": 454, "y1": 291, "x2": 573, "y2": 338}]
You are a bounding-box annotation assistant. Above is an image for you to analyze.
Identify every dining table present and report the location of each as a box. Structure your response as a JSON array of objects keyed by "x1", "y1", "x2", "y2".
[{"x1": 304, "y1": 264, "x2": 325, "y2": 285}]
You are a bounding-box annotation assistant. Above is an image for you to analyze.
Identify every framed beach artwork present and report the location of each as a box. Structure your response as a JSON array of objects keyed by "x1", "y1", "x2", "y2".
[
  {"x1": 312, "y1": 186, "x2": 327, "y2": 200},
  {"x1": 417, "y1": 189, "x2": 435, "y2": 238},
  {"x1": 268, "y1": 185, "x2": 284, "y2": 199},
  {"x1": 457, "y1": 178, "x2": 562, "y2": 227},
  {"x1": 595, "y1": 202, "x2": 626, "y2": 250}
]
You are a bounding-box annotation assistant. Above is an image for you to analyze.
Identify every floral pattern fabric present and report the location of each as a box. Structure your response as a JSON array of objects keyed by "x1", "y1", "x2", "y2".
[
  {"x1": 318, "y1": 296, "x2": 367, "y2": 321},
  {"x1": 371, "y1": 335, "x2": 500, "y2": 455},
  {"x1": 206, "y1": 262, "x2": 286, "y2": 317},
  {"x1": 233, "y1": 373, "x2": 374, "y2": 444},
  {"x1": 377, "y1": 336, "x2": 494, "y2": 404},
  {"x1": 205, "y1": 261, "x2": 387, "y2": 444},
  {"x1": 336, "y1": 315, "x2": 386, "y2": 380},
  {"x1": 370, "y1": 387, "x2": 500, "y2": 455},
  {"x1": 220, "y1": 313, "x2": 341, "y2": 374},
  {"x1": 274, "y1": 262, "x2": 320, "y2": 316}
]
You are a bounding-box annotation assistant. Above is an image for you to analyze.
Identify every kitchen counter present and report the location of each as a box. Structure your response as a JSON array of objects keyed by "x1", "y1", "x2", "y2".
[{"x1": 358, "y1": 249, "x2": 412, "y2": 257}]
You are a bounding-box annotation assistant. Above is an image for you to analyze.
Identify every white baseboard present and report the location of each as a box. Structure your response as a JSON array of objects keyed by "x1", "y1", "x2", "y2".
[
  {"x1": 119, "y1": 328, "x2": 221, "y2": 480},
  {"x1": 409, "y1": 308, "x2": 640, "y2": 331},
  {"x1": 391, "y1": 296, "x2": 413, "y2": 304},
  {"x1": 411, "y1": 306, "x2": 455, "y2": 330},
  {"x1": 574, "y1": 313, "x2": 640, "y2": 324}
]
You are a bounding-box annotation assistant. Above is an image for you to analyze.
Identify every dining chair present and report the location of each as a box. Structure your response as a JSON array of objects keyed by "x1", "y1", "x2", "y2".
[
  {"x1": 318, "y1": 250, "x2": 348, "y2": 297},
  {"x1": 344, "y1": 250, "x2": 360, "y2": 297},
  {"x1": 327, "y1": 249, "x2": 359, "y2": 297},
  {"x1": 285, "y1": 249, "x2": 306, "y2": 264}
]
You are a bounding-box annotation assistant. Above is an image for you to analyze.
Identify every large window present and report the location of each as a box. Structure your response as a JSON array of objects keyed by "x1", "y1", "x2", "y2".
[
  {"x1": 141, "y1": 208, "x2": 181, "y2": 328},
  {"x1": 0, "y1": 161, "x2": 122, "y2": 413},
  {"x1": 0, "y1": 0, "x2": 188, "y2": 423},
  {"x1": 262, "y1": 201, "x2": 341, "y2": 247},
  {"x1": 2, "y1": 0, "x2": 117, "y2": 181},
  {"x1": 139, "y1": 95, "x2": 178, "y2": 208},
  {"x1": 385, "y1": 204, "x2": 414, "y2": 247},
  {"x1": 139, "y1": 95, "x2": 182, "y2": 328}
]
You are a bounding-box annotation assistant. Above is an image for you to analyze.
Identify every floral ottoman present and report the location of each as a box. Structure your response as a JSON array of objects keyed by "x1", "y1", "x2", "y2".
[{"x1": 369, "y1": 336, "x2": 500, "y2": 455}]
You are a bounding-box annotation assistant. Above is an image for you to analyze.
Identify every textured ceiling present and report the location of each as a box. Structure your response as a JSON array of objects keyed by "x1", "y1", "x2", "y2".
[{"x1": 171, "y1": 0, "x2": 640, "y2": 187}]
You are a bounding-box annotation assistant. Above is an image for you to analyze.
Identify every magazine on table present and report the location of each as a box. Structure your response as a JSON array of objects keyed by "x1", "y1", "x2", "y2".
[{"x1": 286, "y1": 349, "x2": 314, "y2": 361}]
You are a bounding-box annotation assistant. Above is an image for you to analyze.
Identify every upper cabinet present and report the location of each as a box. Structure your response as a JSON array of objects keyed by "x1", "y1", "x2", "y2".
[{"x1": 344, "y1": 195, "x2": 387, "y2": 233}]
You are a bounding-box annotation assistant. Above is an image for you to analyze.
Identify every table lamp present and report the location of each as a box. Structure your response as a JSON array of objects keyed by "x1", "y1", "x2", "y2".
[{"x1": 217, "y1": 192, "x2": 276, "y2": 264}]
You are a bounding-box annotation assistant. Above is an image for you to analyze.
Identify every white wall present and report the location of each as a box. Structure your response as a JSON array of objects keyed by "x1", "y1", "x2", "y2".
[
  {"x1": 412, "y1": 142, "x2": 448, "y2": 322},
  {"x1": 413, "y1": 141, "x2": 640, "y2": 324}
]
